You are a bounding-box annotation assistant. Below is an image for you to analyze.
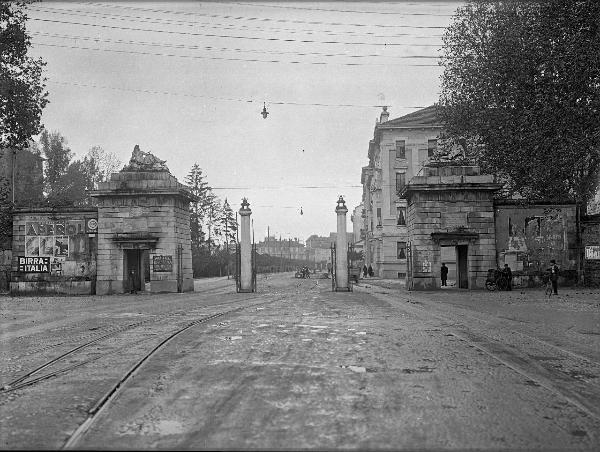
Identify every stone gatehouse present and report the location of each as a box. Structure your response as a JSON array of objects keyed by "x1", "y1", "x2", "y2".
[
  {"x1": 9, "y1": 147, "x2": 196, "y2": 295},
  {"x1": 401, "y1": 165, "x2": 583, "y2": 290},
  {"x1": 401, "y1": 165, "x2": 502, "y2": 290}
]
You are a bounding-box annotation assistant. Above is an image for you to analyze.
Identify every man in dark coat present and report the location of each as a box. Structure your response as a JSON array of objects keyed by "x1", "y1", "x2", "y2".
[
  {"x1": 503, "y1": 264, "x2": 512, "y2": 291},
  {"x1": 363, "y1": 265, "x2": 368, "y2": 278},
  {"x1": 368, "y1": 265, "x2": 374, "y2": 277},
  {"x1": 440, "y1": 263, "x2": 448, "y2": 287},
  {"x1": 549, "y1": 259, "x2": 560, "y2": 295}
]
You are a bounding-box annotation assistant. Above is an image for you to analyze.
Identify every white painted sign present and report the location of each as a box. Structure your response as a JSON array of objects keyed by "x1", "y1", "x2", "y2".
[{"x1": 585, "y1": 246, "x2": 600, "y2": 260}]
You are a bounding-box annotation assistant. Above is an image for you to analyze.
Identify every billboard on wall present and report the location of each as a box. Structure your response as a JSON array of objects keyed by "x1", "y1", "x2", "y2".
[{"x1": 24, "y1": 219, "x2": 94, "y2": 258}]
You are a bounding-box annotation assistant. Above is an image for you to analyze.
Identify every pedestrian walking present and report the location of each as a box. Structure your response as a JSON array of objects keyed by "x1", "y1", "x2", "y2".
[
  {"x1": 503, "y1": 264, "x2": 512, "y2": 291},
  {"x1": 440, "y1": 263, "x2": 448, "y2": 287},
  {"x1": 368, "y1": 265, "x2": 374, "y2": 277},
  {"x1": 548, "y1": 259, "x2": 559, "y2": 295},
  {"x1": 363, "y1": 265, "x2": 368, "y2": 278}
]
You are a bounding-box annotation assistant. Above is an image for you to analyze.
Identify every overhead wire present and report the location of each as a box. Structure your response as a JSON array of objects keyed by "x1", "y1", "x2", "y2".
[
  {"x1": 29, "y1": 17, "x2": 443, "y2": 48},
  {"x1": 230, "y1": 2, "x2": 455, "y2": 17},
  {"x1": 31, "y1": 32, "x2": 441, "y2": 61},
  {"x1": 33, "y1": 42, "x2": 441, "y2": 67},
  {"x1": 45, "y1": 80, "x2": 429, "y2": 110},
  {"x1": 74, "y1": 1, "x2": 449, "y2": 30},
  {"x1": 29, "y1": 5, "x2": 444, "y2": 39}
]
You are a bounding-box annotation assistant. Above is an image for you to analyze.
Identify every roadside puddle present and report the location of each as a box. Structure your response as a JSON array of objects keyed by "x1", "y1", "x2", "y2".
[
  {"x1": 340, "y1": 365, "x2": 377, "y2": 373},
  {"x1": 155, "y1": 419, "x2": 185, "y2": 435}
]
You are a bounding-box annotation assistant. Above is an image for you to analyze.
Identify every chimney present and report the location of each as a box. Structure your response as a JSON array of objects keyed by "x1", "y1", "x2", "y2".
[{"x1": 380, "y1": 106, "x2": 389, "y2": 123}]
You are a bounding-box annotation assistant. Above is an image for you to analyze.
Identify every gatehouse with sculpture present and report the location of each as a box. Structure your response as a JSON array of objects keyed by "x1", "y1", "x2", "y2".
[{"x1": 9, "y1": 146, "x2": 196, "y2": 295}]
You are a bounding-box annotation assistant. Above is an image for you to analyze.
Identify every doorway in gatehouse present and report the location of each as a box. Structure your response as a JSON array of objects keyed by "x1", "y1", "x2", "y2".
[{"x1": 440, "y1": 245, "x2": 468, "y2": 289}]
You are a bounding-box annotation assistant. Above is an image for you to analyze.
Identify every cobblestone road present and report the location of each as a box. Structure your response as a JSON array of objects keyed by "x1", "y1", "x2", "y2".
[{"x1": 1, "y1": 274, "x2": 599, "y2": 450}]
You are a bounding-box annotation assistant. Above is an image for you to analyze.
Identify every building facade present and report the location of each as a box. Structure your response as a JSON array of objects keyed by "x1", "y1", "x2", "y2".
[{"x1": 358, "y1": 106, "x2": 443, "y2": 278}]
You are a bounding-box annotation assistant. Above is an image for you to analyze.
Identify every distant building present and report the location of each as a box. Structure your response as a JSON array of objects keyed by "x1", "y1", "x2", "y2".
[
  {"x1": 359, "y1": 106, "x2": 443, "y2": 278},
  {"x1": 256, "y1": 236, "x2": 306, "y2": 261},
  {"x1": 304, "y1": 233, "x2": 354, "y2": 270}
]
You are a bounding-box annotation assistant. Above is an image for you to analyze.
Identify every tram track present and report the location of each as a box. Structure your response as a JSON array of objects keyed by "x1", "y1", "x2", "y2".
[
  {"x1": 359, "y1": 286, "x2": 600, "y2": 422},
  {"x1": 0, "y1": 293, "x2": 269, "y2": 394},
  {"x1": 62, "y1": 293, "x2": 290, "y2": 448},
  {"x1": 44, "y1": 293, "x2": 286, "y2": 449}
]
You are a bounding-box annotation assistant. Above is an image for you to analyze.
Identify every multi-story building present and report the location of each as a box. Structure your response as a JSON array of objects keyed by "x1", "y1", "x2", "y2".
[
  {"x1": 358, "y1": 106, "x2": 443, "y2": 278},
  {"x1": 350, "y1": 203, "x2": 364, "y2": 244}
]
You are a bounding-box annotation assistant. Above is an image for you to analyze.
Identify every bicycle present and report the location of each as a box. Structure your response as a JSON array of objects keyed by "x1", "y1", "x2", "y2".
[{"x1": 485, "y1": 268, "x2": 509, "y2": 291}]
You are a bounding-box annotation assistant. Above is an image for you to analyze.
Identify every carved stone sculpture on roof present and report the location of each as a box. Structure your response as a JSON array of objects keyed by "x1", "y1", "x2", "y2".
[{"x1": 121, "y1": 145, "x2": 170, "y2": 172}]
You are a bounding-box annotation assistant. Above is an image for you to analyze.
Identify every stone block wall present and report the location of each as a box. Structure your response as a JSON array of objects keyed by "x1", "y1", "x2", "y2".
[{"x1": 0, "y1": 249, "x2": 11, "y2": 292}]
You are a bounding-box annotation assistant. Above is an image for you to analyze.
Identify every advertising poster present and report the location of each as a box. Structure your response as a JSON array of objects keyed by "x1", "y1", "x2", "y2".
[
  {"x1": 25, "y1": 236, "x2": 40, "y2": 256},
  {"x1": 153, "y1": 255, "x2": 173, "y2": 272},
  {"x1": 39, "y1": 237, "x2": 54, "y2": 257},
  {"x1": 54, "y1": 236, "x2": 69, "y2": 257}
]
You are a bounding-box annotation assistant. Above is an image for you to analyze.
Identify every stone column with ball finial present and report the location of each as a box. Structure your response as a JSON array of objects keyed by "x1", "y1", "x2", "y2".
[
  {"x1": 335, "y1": 196, "x2": 349, "y2": 291},
  {"x1": 238, "y1": 198, "x2": 253, "y2": 292}
]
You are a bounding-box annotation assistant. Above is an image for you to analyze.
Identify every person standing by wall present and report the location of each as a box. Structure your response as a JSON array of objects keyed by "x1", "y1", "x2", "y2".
[
  {"x1": 441, "y1": 263, "x2": 448, "y2": 287},
  {"x1": 548, "y1": 259, "x2": 560, "y2": 295},
  {"x1": 503, "y1": 263, "x2": 512, "y2": 291}
]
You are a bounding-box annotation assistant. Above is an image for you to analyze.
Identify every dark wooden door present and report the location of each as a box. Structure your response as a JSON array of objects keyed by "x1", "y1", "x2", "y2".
[
  {"x1": 456, "y1": 245, "x2": 469, "y2": 289},
  {"x1": 125, "y1": 249, "x2": 142, "y2": 292}
]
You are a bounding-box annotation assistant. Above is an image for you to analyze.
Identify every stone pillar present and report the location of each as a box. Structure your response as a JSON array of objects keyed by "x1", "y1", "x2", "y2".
[
  {"x1": 239, "y1": 198, "x2": 252, "y2": 292},
  {"x1": 335, "y1": 196, "x2": 349, "y2": 290}
]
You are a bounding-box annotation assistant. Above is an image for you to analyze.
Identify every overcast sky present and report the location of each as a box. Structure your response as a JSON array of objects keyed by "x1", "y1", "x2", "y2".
[{"x1": 27, "y1": 1, "x2": 460, "y2": 242}]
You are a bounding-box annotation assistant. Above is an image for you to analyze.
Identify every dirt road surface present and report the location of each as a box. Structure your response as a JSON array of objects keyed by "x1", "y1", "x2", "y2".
[{"x1": 1, "y1": 274, "x2": 599, "y2": 450}]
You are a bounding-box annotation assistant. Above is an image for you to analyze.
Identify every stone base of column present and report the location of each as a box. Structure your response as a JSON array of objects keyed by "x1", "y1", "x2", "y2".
[{"x1": 334, "y1": 287, "x2": 352, "y2": 292}]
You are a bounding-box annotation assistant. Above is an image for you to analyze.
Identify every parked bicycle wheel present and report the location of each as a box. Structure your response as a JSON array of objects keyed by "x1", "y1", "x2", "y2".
[{"x1": 485, "y1": 281, "x2": 497, "y2": 291}]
